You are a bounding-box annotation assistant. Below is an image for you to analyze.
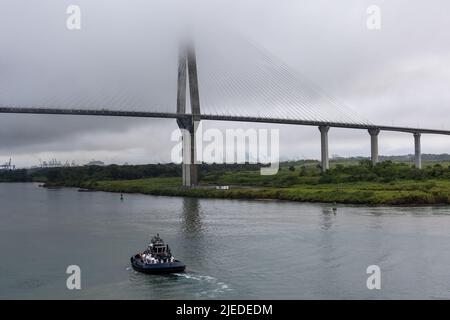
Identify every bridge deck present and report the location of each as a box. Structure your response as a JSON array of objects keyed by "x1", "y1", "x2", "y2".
[{"x1": 1, "y1": 106, "x2": 449, "y2": 136}]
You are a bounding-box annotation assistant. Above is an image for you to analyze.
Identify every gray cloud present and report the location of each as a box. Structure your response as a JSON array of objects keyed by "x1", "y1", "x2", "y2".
[{"x1": 1, "y1": 0, "x2": 450, "y2": 167}]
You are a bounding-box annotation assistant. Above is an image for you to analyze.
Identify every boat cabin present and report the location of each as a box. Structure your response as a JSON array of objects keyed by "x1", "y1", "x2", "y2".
[{"x1": 147, "y1": 234, "x2": 171, "y2": 256}]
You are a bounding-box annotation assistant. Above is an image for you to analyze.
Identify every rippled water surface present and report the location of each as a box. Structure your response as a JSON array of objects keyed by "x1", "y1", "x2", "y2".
[{"x1": 2, "y1": 183, "x2": 450, "y2": 299}]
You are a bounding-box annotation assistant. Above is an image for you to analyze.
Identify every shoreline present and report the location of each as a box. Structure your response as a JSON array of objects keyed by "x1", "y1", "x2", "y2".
[
  {"x1": 40, "y1": 178, "x2": 450, "y2": 207},
  {"x1": 4, "y1": 160, "x2": 450, "y2": 206}
]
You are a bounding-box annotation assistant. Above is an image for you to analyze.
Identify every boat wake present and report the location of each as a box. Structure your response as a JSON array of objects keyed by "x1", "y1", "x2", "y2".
[{"x1": 174, "y1": 272, "x2": 232, "y2": 298}]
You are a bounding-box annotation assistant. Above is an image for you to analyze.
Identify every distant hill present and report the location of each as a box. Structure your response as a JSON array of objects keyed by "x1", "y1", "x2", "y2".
[{"x1": 331, "y1": 154, "x2": 450, "y2": 162}]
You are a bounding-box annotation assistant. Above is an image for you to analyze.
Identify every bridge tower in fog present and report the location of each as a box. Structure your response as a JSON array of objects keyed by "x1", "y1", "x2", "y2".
[
  {"x1": 1, "y1": 35, "x2": 443, "y2": 184},
  {"x1": 176, "y1": 44, "x2": 201, "y2": 187}
]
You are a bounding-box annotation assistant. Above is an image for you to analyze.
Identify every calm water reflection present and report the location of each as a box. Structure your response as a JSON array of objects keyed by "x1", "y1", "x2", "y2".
[{"x1": 1, "y1": 183, "x2": 450, "y2": 299}]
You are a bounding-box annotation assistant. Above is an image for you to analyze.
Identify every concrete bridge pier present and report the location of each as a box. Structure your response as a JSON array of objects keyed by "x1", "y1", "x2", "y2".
[
  {"x1": 368, "y1": 128, "x2": 380, "y2": 165},
  {"x1": 177, "y1": 43, "x2": 201, "y2": 187},
  {"x1": 177, "y1": 117, "x2": 199, "y2": 187},
  {"x1": 319, "y1": 126, "x2": 330, "y2": 172},
  {"x1": 414, "y1": 132, "x2": 422, "y2": 169}
]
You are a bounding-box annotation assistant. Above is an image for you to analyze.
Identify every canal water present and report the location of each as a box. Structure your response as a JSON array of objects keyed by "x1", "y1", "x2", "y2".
[{"x1": 1, "y1": 183, "x2": 450, "y2": 299}]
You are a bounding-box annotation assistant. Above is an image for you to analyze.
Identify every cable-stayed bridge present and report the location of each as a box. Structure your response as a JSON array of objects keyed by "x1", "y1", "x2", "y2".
[{"x1": 1, "y1": 36, "x2": 448, "y2": 186}]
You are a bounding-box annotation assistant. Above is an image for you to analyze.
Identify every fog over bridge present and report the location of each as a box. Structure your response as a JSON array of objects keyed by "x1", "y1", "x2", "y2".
[{"x1": 1, "y1": 27, "x2": 448, "y2": 186}]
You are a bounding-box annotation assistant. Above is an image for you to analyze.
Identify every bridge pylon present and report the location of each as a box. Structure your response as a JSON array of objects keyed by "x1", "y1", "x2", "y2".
[
  {"x1": 176, "y1": 43, "x2": 201, "y2": 187},
  {"x1": 368, "y1": 128, "x2": 380, "y2": 165},
  {"x1": 414, "y1": 132, "x2": 422, "y2": 169},
  {"x1": 319, "y1": 126, "x2": 330, "y2": 172}
]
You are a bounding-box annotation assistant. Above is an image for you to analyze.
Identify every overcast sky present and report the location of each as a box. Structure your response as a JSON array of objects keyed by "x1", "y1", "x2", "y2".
[{"x1": 1, "y1": 0, "x2": 450, "y2": 167}]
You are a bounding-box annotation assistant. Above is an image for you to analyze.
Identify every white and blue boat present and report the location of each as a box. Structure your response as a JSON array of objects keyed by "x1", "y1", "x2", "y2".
[{"x1": 131, "y1": 234, "x2": 186, "y2": 274}]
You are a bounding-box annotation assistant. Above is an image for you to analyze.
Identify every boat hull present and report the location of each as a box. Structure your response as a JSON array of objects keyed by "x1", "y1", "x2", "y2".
[{"x1": 130, "y1": 256, "x2": 186, "y2": 274}]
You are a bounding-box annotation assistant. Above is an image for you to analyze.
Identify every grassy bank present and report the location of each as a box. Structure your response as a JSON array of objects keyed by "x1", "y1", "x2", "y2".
[
  {"x1": 6, "y1": 160, "x2": 450, "y2": 205},
  {"x1": 77, "y1": 177, "x2": 450, "y2": 205}
]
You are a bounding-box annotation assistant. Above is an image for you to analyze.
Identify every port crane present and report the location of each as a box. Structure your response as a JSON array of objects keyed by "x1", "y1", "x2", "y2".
[{"x1": 0, "y1": 158, "x2": 15, "y2": 170}]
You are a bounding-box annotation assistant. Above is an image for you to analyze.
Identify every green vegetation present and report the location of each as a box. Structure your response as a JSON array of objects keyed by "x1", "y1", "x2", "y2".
[
  {"x1": 87, "y1": 178, "x2": 450, "y2": 205},
  {"x1": 0, "y1": 163, "x2": 260, "y2": 184},
  {"x1": 2, "y1": 160, "x2": 450, "y2": 205},
  {"x1": 0, "y1": 163, "x2": 182, "y2": 184}
]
